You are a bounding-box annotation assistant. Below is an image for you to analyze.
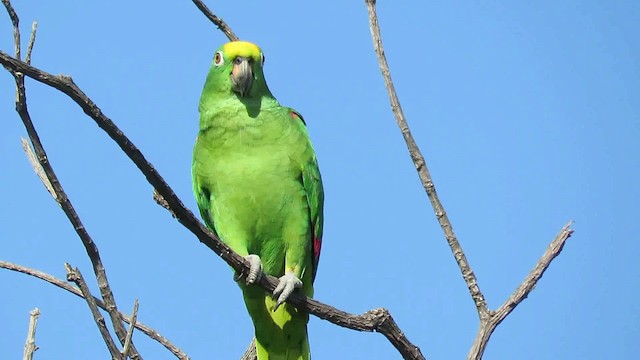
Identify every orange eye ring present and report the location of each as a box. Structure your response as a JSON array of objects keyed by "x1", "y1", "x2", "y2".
[{"x1": 213, "y1": 51, "x2": 224, "y2": 66}]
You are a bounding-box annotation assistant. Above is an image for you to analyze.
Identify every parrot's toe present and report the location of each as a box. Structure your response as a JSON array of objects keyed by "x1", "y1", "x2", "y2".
[
  {"x1": 234, "y1": 254, "x2": 263, "y2": 285},
  {"x1": 273, "y1": 271, "x2": 302, "y2": 310}
]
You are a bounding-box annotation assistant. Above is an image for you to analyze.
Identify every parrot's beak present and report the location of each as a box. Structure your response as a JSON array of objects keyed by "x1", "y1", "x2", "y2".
[{"x1": 230, "y1": 56, "x2": 253, "y2": 97}]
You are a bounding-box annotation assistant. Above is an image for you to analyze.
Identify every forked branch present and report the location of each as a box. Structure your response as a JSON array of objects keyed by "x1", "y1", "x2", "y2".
[
  {"x1": 364, "y1": 1, "x2": 574, "y2": 359},
  {"x1": 65, "y1": 264, "x2": 123, "y2": 360},
  {"x1": 0, "y1": 260, "x2": 189, "y2": 359}
]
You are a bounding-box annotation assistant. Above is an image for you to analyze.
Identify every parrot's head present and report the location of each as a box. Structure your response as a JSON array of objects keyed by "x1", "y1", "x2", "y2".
[{"x1": 204, "y1": 41, "x2": 272, "y2": 99}]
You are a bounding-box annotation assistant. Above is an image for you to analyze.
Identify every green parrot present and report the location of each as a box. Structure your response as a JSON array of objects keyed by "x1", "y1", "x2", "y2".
[{"x1": 192, "y1": 41, "x2": 324, "y2": 360}]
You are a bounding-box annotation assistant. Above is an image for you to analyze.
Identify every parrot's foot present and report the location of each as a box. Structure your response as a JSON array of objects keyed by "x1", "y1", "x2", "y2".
[
  {"x1": 273, "y1": 271, "x2": 303, "y2": 310},
  {"x1": 234, "y1": 254, "x2": 263, "y2": 285}
]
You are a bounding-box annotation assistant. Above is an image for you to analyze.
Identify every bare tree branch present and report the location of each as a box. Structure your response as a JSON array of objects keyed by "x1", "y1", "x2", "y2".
[
  {"x1": 467, "y1": 222, "x2": 574, "y2": 359},
  {"x1": 364, "y1": 0, "x2": 489, "y2": 320},
  {"x1": 1, "y1": 0, "x2": 19, "y2": 61},
  {"x1": 65, "y1": 264, "x2": 123, "y2": 360},
  {"x1": 191, "y1": 0, "x2": 239, "y2": 41},
  {"x1": 22, "y1": 308, "x2": 40, "y2": 360},
  {"x1": 21, "y1": 137, "x2": 56, "y2": 199},
  {"x1": 364, "y1": 2, "x2": 575, "y2": 359},
  {"x1": 240, "y1": 339, "x2": 257, "y2": 360},
  {"x1": 122, "y1": 300, "x2": 140, "y2": 359},
  {"x1": 153, "y1": 189, "x2": 175, "y2": 218},
  {"x1": 24, "y1": 20, "x2": 36, "y2": 64},
  {"x1": 0, "y1": 46, "x2": 423, "y2": 360},
  {"x1": 0, "y1": 260, "x2": 190, "y2": 360},
  {"x1": 0, "y1": 1, "x2": 141, "y2": 357}
]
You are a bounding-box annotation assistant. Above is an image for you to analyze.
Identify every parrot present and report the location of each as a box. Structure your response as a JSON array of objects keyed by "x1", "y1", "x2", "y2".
[{"x1": 192, "y1": 41, "x2": 324, "y2": 360}]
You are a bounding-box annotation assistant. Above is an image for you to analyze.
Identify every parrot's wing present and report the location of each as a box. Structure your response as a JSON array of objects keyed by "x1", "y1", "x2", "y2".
[
  {"x1": 192, "y1": 169, "x2": 218, "y2": 236},
  {"x1": 289, "y1": 109, "x2": 324, "y2": 281}
]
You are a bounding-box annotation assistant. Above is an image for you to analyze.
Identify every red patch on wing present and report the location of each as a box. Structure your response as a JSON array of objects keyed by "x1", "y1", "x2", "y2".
[
  {"x1": 311, "y1": 220, "x2": 322, "y2": 280},
  {"x1": 313, "y1": 235, "x2": 322, "y2": 264},
  {"x1": 289, "y1": 111, "x2": 306, "y2": 125}
]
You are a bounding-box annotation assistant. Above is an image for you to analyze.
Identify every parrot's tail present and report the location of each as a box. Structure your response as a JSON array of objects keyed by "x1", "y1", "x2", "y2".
[{"x1": 243, "y1": 287, "x2": 310, "y2": 360}]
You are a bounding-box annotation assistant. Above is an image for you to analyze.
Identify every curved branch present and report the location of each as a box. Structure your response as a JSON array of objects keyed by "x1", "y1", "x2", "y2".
[
  {"x1": 0, "y1": 51, "x2": 423, "y2": 360},
  {"x1": 0, "y1": 260, "x2": 190, "y2": 360}
]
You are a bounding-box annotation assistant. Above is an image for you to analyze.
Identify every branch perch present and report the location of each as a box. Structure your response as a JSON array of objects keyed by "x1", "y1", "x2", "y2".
[
  {"x1": 0, "y1": 43, "x2": 423, "y2": 360},
  {"x1": 2, "y1": 0, "x2": 422, "y2": 359}
]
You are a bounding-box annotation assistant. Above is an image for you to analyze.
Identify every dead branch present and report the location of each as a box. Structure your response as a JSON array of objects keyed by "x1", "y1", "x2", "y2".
[
  {"x1": 22, "y1": 308, "x2": 40, "y2": 360},
  {"x1": 0, "y1": 260, "x2": 190, "y2": 360},
  {"x1": 65, "y1": 264, "x2": 123, "y2": 360},
  {"x1": 240, "y1": 340, "x2": 257, "y2": 360},
  {"x1": 0, "y1": 1, "x2": 141, "y2": 357},
  {"x1": 21, "y1": 137, "x2": 56, "y2": 199},
  {"x1": 364, "y1": 1, "x2": 574, "y2": 359},
  {"x1": 364, "y1": 0, "x2": 488, "y2": 320},
  {"x1": 191, "y1": 0, "x2": 239, "y2": 41},
  {"x1": 467, "y1": 222, "x2": 574, "y2": 359},
  {"x1": 122, "y1": 300, "x2": 140, "y2": 359}
]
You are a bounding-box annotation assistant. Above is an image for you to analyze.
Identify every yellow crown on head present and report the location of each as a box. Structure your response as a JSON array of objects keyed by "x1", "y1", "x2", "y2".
[{"x1": 222, "y1": 41, "x2": 262, "y2": 62}]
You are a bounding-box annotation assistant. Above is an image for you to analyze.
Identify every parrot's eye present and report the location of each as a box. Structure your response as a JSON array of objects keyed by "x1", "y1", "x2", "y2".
[
  {"x1": 260, "y1": 53, "x2": 265, "y2": 66},
  {"x1": 213, "y1": 51, "x2": 224, "y2": 66}
]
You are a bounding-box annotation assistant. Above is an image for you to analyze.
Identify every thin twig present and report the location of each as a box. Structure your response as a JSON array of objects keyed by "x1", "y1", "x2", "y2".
[
  {"x1": 364, "y1": 0, "x2": 487, "y2": 318},
  {"x1": 0, "y1": 50, "x2": 424, "y2": 360},
  {"x1": 1, "y1": 0, "x2": 20, "y2": 61},
  {"x1": 22, "y1": 308, "x2": 40, "y2": 360},
  {"x1": 0, "y1": 3, "x2": 141, "y2": 355},
  {"x1": 467, "y1": 222, "x2": 574, "y2": 360},
  {"x1": 0, "y1": 260, "x2": 190, "y2": 360},
  {"x1": 122, "y1": 300, "x2": 140, "y2": 359},
  {"x1": 25, "y1": 20, "x2": 36, "y2": 64},
  {"x1": 21, "y1": 138, "x2": 57, "y2": 199},
  {"x1": 191, "y1": 0, "x2": 239, "y2": 41},
  {"x1": 65, "y1": 264, "x2": 123, "y2": 360}
]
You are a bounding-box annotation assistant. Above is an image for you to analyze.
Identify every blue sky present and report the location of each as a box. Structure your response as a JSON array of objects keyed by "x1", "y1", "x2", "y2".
[{"x1": 1, "y1": 1, "x2": 638, "y2": 359}]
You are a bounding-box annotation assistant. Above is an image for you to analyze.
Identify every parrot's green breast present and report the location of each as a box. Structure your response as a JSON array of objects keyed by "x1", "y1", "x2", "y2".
[{"x1": 193, "y1": 104, "x2": 315, "y2": 276}]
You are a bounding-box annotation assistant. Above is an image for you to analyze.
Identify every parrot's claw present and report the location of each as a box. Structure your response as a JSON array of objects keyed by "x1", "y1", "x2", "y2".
[
  {"x1": 273, "y1": 271, "x2": 302, "y2": 311},
  {"x1": 234, "y1": 254, "x2": 263, "y2": 285}
]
